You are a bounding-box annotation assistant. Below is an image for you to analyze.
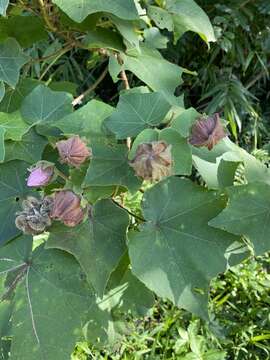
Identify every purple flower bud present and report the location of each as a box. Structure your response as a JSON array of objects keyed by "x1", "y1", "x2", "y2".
[
  {"x1": 130, "y1": 141, "x2": 173, "y2": 181},
  {"x1": 56, "y1": 136, "x2": 91, "y2": 167},
  {"x1": 27, "y1": 162, "x2": 54, "y2": 187},
  {"x1": 50, "y1": 190, "x2": 85, "y2": 227},
  {"x1": 189, "y1": 113, "x2": 227, "y2": 150}
]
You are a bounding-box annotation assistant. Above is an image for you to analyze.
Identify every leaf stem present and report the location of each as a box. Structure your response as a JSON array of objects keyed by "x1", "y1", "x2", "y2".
[
  {"x1": 38, "y1": 0, "x2": 57, "y2": 32},
  {"x1": 72, "y1": 67, "x2": 109, "y2": 106},
  {"x1": 112, "y1": 200, "x2": 145, "y2": 222}
]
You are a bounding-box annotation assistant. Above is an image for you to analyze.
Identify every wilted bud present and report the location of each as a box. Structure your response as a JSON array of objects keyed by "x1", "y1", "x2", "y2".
[
  {"x1": 50, "y1": 190, "x2": 85, "y2": 227},
  {"x1": 56, "y1": 136, "x2": 91, "y2": 167},
  {"x1": 189, "y1": 113, "x2": 227, "y2": 150},
  {"x1": 27, "y1": 161, "x2": 55, "y2": 187},
  {"x1": 130, "y1": 141, "x2": 172, "y2": 181},
  {"x1": 15, "y1": 196, "x2": 54, "y2": 235}
]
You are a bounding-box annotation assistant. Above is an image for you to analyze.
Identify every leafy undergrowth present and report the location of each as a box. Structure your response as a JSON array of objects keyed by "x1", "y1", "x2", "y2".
[{"x1": 73, "y1": 254, "x2": 270, "y2": 360}]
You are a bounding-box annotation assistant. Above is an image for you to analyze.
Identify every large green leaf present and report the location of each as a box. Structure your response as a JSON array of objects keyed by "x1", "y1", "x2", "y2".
[
  {"x1": 9, "y1": 245, "x2": 96, "y2": 360},
  {"x1": 20, "y1": 84, "x2": 73, "y2": 125},
  {"x1": 209, "y1": 183, "x2": 270, "y2": 255},
  {"x1": 52, "y1": 0, "x2": 139, "y2": 23},
  {"x1": 83, "y1": 143, "x2": 142, "y2": 192},
  {"x1": 120, "y1": 46, "x2": 183, "y2": 105},
  {"x1": 54, "y1": 99, "x2": 113, "y2": 142},
  {"x1": 128, "y1": 177, "x2": 241, "y2": 317},
  {"x1": 166, "y1": 0, "x2": 216, "y2": 44},
  {"x1": 105, "y1": 92, "x2": 171, "y2": 139},
  {"x1": 4, "y1": 128, "x2": 48, "y2": 164},
  {"x1": 0, "y1": 16, "x2": 47, "y2": 47},
  {"x1": 0, "y1": 111, "x2": 30, "y2": 141},
  {"x1": 0, "y1": 0, "x2": 9, "y2": 16},
  {"x1": 0, "y1": 38, "x2": 28, "y2": 88},
  {"x1": 148, "y1": 6, "x2": 174, "y2": 31},
  {"x1": 0, "y1": 161, "x2": 31, "y2": 245},
  {"x1": 46, "y1": 199, "x2": 129, "y2": 296}
]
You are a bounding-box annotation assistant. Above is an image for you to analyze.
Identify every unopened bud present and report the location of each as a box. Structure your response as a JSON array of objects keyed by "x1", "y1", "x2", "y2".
[
  {"x1": 189, "y1": 113, "x2": 227, "y2": 150},
  {"x1": 27, "y1": 161, "x2": 55, "y2": 187},
  {"x1": 50, "y1": 190, "x2": 85, "y2": 227},
  {"x1": 130, "y1": 141, "x2": 172, "y2": 181},
  {"x1": 56, "y1": 136, "x2": 91, "y2": 167}
]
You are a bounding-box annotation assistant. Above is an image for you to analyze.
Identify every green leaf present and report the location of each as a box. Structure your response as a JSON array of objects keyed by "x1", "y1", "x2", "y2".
[
  {"x1": 166, "y1": 0, "x2": 216, "y2": 44},
  {"x1": 0, "y1": 79, "x2": 39, "y2": 113},
  {"x1": 9, "y1": 245, "x2": 96, "y2": 360},
  {"x1": 83, "y1": 143, "x2": 142, "y2": 192},
  {"x1": 107, "y1": 253, "x2": 154, "y2": 316},
  {"x1": 0, "y1": 16, "x2": 47, "y2": 47},
  {"x1": 144, "y1": 27, "x2": 169, "y2": 49},
  {"x1": 0, "y1": 161, "x2": 31, "y2": 245},
  {"x1": 54, "y1": 99, "x2": 113, "y2": 141},
  {"x1": 209, "y1": 183, "x2": 270, "y2": 255},
  {"x1": 111, "y1": 16, "x2": 140, "y2": 50},
  {"x1": 130, "y1": 128, "x2": 192, "y2": 176},
  {"x1": 4, "y1": 128, "x2": 48, "y2": 164},
  {"x1": 0, "y1": 81, "x2": 4, "y2": 102},
  {"x1": 147, "y1": 6, "x2": 174, "y2": 31},
  {"x1": 21, "y1": 84, "x2": 73, "y2": 125},
  {"x1": 0, "y1": 127, "x2": 5, "y2": 162},
  {"x1": 0, "y1": 0, "x2": 8, "y2": 16},
  {"x1": 52, "y1": 0, "x2": 139, "y2": 23},
  {"x1": 0, "y1": 38, "x2": 28, "y2": 88},
  {"x1": 0, "y1": 111, "x2": 30, "y2": 141},
  {"x1": 121, "y1": 46, "x2": 183, "y2": 105},
  {"x1": 46, "y1": 199, "x2": 129, "y2": 296},
  {"x1": 105, "y1": 92, "x2": 171, "y2": 139},
  {"x1": 83, "y1": 29, "x2": 124, "y2": 51},
  {"x1": 171, "y1": 107, "x2": 199, "y2": 137},
  {"x1": 128, "y1": 177, "x2": 241, "y2": 317}
]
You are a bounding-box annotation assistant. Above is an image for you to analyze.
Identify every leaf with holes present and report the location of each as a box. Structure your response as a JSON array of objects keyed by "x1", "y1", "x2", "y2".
[{"x1": 52, "y1": 0, "x2": 139, "y2": 23}]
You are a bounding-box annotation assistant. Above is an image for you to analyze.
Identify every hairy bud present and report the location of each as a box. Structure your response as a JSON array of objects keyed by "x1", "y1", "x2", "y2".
[
  {"x1": 15, "y1": 196, "x2": 54, "y2": 235},
  {"x1": 56, "y1": 136, "x2": 91, "y2": 167},
  {"x1": 130, "y1": 141, "x2": 172, "y2": 181},
  {"x1": 27, "y1": 161, "x2": 55, "y2": 187},
  {"x1": 189, "y1": 113, "x2": 227, "y2": 150},
  {"x1": 50, "y1": 190, "x2": 85, "y2": 227}
]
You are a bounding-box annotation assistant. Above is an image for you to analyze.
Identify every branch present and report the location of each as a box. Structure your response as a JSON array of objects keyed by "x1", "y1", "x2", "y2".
[
  {"x1": 38, "y1": 0, "x2": 57, "y2": 32},
  {"x1": 72, "y1": 67, "x2": 108, "y2": 106}
]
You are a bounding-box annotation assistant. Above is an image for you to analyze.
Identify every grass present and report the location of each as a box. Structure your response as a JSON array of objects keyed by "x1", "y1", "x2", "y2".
[{"x1": 72, "y1": 254, "x2": 270, "y2": 359}]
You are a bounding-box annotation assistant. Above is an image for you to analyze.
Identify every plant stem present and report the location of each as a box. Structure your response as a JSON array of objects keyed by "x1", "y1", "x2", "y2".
[
  {"x1": 72, "y1": 67, "x2": 108, "y2": 106},
  {"x1": 112, "y1": 200, "x2": 145, "y2": 222},
  {"x1": 38, "y1": 0, "x2": 57, "y2": 32}
]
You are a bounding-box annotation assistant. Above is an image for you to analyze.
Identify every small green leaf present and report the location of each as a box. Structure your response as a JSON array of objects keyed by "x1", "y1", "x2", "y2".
[
  {"x1": 46, "y1": 199, "x2": 129, "y2": 296},
  {"x1": 52, "y1": 0, "x2": 139, "y2": 23},
  {"x1": 128, "y1": 177, "x2": 241, "y2": 317},
  {"x1": 0, "y1": 38, "x2": 29, "y2": 88},
  {"x1": 83, "y1": 143, "x2": 142, "y2": 192},
  {"x1": 105, "y1": 92, "x2": 171, "y2": 139},
  {"x1": 209, "y1": 182, "x2": 270, "y2": 255},
  {"x1": 21, "y1": 84, "x2": 73, "y2": 125}
]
